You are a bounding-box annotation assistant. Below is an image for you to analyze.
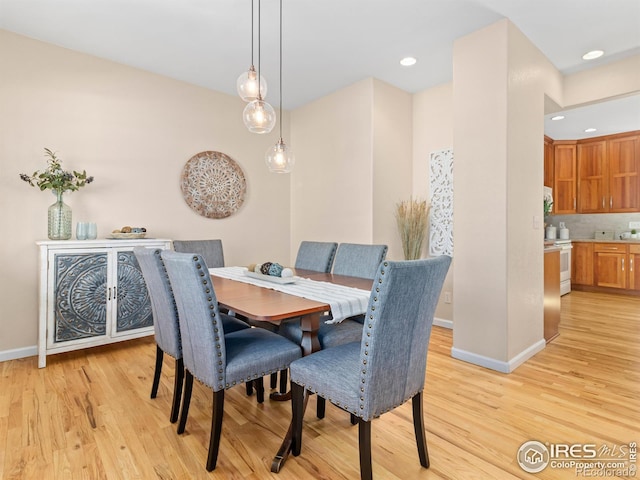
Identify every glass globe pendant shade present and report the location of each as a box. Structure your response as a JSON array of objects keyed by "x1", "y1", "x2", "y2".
[
  {"x1": 265, "y1": 138, "x2": 295, "y2": 173},
  {"x1": 236, "y1": 65, "x2": 267, "y2": 102},
  {"x1": 243, "y1": 98, "x2": 276, "y2": 134}
]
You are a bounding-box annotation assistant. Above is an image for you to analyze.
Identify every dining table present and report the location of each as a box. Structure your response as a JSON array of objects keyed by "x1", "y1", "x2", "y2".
[{"x1": 209, "y1": 267, "x2": 373, "y2": 473}]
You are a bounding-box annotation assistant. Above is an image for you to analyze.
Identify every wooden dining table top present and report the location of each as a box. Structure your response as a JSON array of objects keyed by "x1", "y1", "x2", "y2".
[{"x1": 210, "y1": 268, "x2": 373, "y2": 323}]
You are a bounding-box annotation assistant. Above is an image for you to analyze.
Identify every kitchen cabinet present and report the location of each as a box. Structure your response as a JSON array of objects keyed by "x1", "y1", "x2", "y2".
[
  {"x1": 628, "y1": 244, "x2": 640, "y2": 291},
  {"x1": 553, "y1": 142, "x2": 577, "y2": 214},
  {"x1": 37, "y1": 238, "x2": 171, "y2": 367},
  {"x1": 608, "y1": 134, "x2": 640, "y2": 212},
  {"x1": 544, "y1": 135, "x2": 554, "y2": 188},
  {"x1": 577, "y1": 140, "x2": 607, "y2": 213},
  {"x1": 572, "y1": 240, "x2": 640, "y2": 294},
  {"x1": 546, "y1": 131, "x2": 640, "y2": 214},
  {"x1": 577, "y1": 134, "x2": 639, "y2": 213},
  {"x1": 572, "y1": 242, "x2": 594, "y2": 286},
  {"x1": 594, "y1": 243, "x2": 627, "y2": 289}
]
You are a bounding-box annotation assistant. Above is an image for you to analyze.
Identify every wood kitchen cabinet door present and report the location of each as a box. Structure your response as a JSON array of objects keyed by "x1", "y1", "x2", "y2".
[
  {"x1": 544, "y1": 136, "x2": 554, "y2": 188},
  {"x1": 572, "y1": 242, "x2": 594, "y2": 286},
  {"x1": 594, "y1": 243, "x2": 627, "y2": 289},
  {"x1": 608, "y1": 134, "x2": 640, "y2": 212},
  {"x1": 628, "y1": 245, "x2": 640, "y2": 291},
  {"x1": 554, "y1": 143, "x2": 577, "y2": 214},
  {"x1": 577, "y1": 140, "x2": 607, "y2": 213}
]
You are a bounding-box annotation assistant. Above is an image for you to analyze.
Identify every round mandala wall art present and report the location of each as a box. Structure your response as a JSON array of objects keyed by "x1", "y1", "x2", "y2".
[{"x1": 180, "y1": 151, "x2": 247, "y2": 219}]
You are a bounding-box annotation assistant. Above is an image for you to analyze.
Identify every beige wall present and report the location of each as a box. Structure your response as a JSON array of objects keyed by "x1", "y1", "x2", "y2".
[
  {"x1": 289, "y1": 78, "x2": 412, "y2": 263},
  {"x1": 563, "y1": 55, "x2": 640, "y2": 108},
  {"x1": 0, "y1": 30, "x2": 291, "y2": 356},
  {"x1": 412, "y1": 83, "x2": 454, "y2": 321},
  {"x1": 451, "y1": 19, "x2": 563, "y2": 371},
  {"x1": 289, "y1": 79, "x2": 374, "y2": 260},
  {"x1": 449, "y1": 20, "x2": 637, "y2": 371},
  {"x1": 372, "y1": 79, "x2": 413, "y2": 260}
]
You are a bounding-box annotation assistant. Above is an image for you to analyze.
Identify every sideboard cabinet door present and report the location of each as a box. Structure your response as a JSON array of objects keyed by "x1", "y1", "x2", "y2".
[
  {"x1": 112, "y1": 250, "x2": 153, "y2": 335},
  {"x1": 51, "y1": 251, "x2": 108, "y2": 344}
]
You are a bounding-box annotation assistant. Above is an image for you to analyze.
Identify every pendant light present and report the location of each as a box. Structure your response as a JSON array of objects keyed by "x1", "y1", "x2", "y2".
[
  {"x1": 265, "y1": 0, "x2": 294, "y2": 173},
  {"x1": 243, "y1": 0, "x2": 276, "y2": 134},
  {"x1": 237, "y1": 0, "x2": 267, "y2": 102}
]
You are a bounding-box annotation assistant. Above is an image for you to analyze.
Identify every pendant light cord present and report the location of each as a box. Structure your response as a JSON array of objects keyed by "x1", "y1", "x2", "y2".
[
  {"x1": 257, "y1": 0, "x2": 262, "y2": 99},
  {"x1": 250, "y1": 0, "x2": 254, "y2": 65},
  {"x1": 279, "y1": 0, "x2": 283, "y2": 139}
]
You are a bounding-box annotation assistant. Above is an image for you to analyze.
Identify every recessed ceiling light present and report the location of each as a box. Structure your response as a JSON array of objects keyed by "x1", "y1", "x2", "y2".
[
  {"x1": 584, "y1": 128, "x2": 597, "y2": 133},
  {"x1": 400, "y1": 57, "x2": 417, "y2": 66},
  {"x1": 582, "y1": 50, "x2": 604, "y2": 60},
  {"x1": 551, "y1": 115, "x2": 565, "y2": 121}
]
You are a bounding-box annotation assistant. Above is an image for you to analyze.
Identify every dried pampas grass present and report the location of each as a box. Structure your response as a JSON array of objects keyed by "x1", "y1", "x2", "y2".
[{"x1": 395, "y1": 198, "x2": 430, "y2": 260}]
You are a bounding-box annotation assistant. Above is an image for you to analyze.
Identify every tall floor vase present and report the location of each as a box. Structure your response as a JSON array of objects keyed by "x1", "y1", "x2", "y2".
[{"x1": 48, "y1": 191, "x2": 72, "y2": 240}]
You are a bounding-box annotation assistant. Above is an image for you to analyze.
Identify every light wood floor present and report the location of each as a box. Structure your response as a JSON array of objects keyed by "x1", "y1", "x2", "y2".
[{"x1": 1, "y1": 291, "x2": 638, "y2": 479}]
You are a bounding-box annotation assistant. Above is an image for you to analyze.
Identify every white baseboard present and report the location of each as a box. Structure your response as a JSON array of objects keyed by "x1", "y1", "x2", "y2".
[
  {"x1": 451, "y1": 339, "x2": 546, "y2": 373},
  {"x1": 433, "y1": 317, "x2": 453, "y2": 329},
  {"x1": 0, "y1": 345, "x2": 37, "y2": 363}
]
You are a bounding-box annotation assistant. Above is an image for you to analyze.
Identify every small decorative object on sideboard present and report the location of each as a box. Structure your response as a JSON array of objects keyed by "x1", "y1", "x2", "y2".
[
  {"x1": 19, "y1": 148, "x2": 94, "y2": 240},
  {"x1": 109, "y1": 226, "x2": 147, "y2": 239},
  {"x1": 632, "y1": 229, "x2": 638, "y2": 239}
]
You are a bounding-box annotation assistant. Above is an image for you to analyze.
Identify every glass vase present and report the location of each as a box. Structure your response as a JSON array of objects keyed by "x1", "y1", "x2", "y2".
[{"x1": 48, "y1": 191, "x2": 72, "y2": 240}]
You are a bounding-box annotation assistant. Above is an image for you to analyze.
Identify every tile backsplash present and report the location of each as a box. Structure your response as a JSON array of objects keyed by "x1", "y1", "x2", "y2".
[{"x1": 549, "y1": 213, "x2": 640, "y2": 239}]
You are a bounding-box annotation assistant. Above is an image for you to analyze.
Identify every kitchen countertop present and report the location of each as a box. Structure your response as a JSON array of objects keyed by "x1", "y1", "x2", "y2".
[{"x1": 570, "y1": 238, "x2": 640, "y2": 243}]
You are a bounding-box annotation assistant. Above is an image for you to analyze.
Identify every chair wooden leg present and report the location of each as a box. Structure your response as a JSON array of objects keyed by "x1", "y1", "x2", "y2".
[
  {"x1": 151, "y1": 345, "x2": 163, "y2": 399},
  {"x1": 358, "y1": 419, "x2": 373, "y2": 480},
  {"x1": 170, "y1": 358, "x2": 184, "y2": 423},
  {"x1": 255, "y1": 377, "x2": 265, "y2": 403},
  {"x1": 206, "y1": 390, "x2": 225, "y2": 471},
  {"x1": 270, "y1": 372, "x2": 278, "y2": 389},
  {"x1": 316, "y1": 396, "x2": 326, "y2": 418},
  {"x1": 350, "y1": 413, "x2": 357, "y2": 425},
  {"x1": 412, "y1": 392, "x2": 430, "y2": 468},
  {"x1": 246, "y1": 380, "x2": 254, "y2": 396},
  {"x1": 177, "y1": 371, "x2": 193, "y2": 434},
  {"x1": 279, "y1": 369, "x2": 288, "y2": 393},
  {"x1": 291, "y1": 382, "x2": 305, "y2": 456}
]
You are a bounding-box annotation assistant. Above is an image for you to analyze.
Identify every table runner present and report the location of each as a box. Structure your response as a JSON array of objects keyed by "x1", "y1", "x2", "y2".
[{"x1": 209, "y1": 266, "x2": 370, "y2": 324}]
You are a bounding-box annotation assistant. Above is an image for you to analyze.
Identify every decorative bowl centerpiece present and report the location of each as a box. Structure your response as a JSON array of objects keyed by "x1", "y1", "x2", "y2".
[{"x1": 108, "y1": 226, "x2": 147, "y2": 239}]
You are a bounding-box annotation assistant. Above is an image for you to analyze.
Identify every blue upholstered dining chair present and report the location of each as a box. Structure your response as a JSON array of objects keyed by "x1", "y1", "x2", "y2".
[
  {"x1": 173, "y1": 238, "x2": 268, "y2": 396},
  {"x1": 173, "y1": 239, "x2": 225, "y2": 268},
  {"x1": 161, "y1": 251, "x2": 303, "y2": 472},
  {"x1": 281, "y1": 242, "x2": 388, "y2": 417},
  {"x1": 332, "y1": 243, "x2": 388, "y2": 280},
  {"x1": 294, "y1": 241, "x2": 338, "y2": 272},
  {"x1": 289, "y1": 256, "x2": 452, "y2": 480},
  {"x1": 133, "y1": 247, "x2": 250, "y2": 425}
]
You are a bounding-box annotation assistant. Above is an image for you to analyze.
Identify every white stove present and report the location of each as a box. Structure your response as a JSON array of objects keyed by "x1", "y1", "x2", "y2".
[{"x1": 553, "y1": 240, "x2": 572, "y2": 295}]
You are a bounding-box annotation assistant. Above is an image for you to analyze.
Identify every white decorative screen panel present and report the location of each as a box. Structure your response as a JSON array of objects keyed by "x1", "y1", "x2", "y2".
[{"x1": 429, "y1": 148, "x2": 453, "y2": 256}]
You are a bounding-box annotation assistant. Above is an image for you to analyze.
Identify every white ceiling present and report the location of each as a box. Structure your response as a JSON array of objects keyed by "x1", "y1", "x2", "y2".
[
  {"x1": 544, "y1": 93, "x2": 640, "y2": 140},
  {"x1": 1, "y1": 0, "x2": 639, "y2": 132}
]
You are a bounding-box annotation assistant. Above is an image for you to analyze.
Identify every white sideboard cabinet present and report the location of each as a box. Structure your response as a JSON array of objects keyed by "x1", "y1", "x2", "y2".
[{"x1": 37, "y1": 238, "x2": 171, "y2": 367}]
